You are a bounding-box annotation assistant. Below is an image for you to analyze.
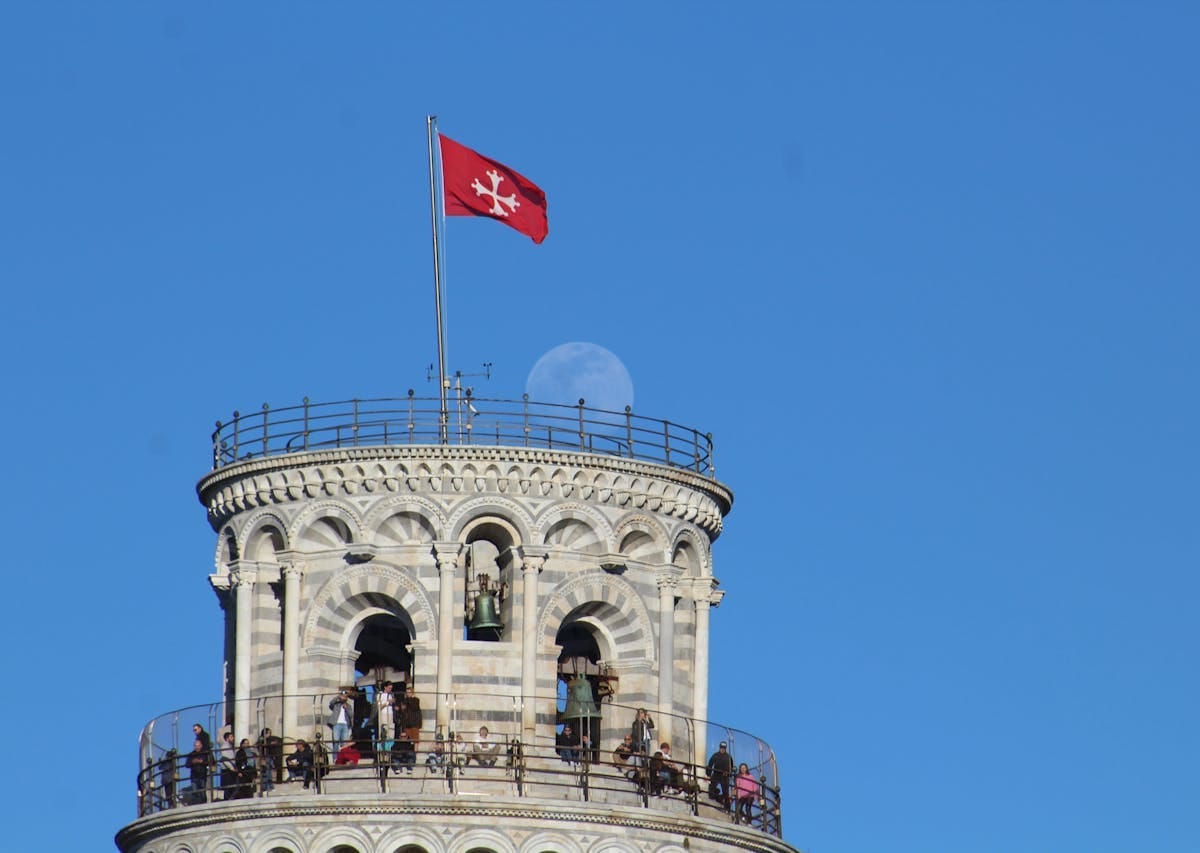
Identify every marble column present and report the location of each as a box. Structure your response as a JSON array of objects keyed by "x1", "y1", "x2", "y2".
[
  {"x1": 518, "y1": 547, "x2": 547, "y2": 738},
  {"x1": 692, "y1": 580, "x2": 723, "y2": 766},
  {"x1": 230, "y1": 564, "x2": 257, "y2": 743},
  {"x1": 656, "y1": 566, "x2": 684, "y2": 745},
  {"x1": 281, "y1": 563, "x2": 302, "y2": 739},
  {"x1": 433, "y1": 542, "x2": 462, "y2": 732}
]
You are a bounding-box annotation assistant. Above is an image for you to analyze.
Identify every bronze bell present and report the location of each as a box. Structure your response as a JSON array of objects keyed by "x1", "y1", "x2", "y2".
[
  {"x1": 467, "y1": 591, "x2": 503, "y2": 634},
  {"x1": 561, "y1": 674, "x2": 602, "y2": 720}
]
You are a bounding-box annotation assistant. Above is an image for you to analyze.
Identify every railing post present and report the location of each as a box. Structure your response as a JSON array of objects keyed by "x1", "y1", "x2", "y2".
[
  {"x1": 693, "y1": 430, "x2": 700, "y2": 473},
  {"x1": 466, "y1": 389, "x2": 475, "y2": 445},
  {"x1": 261, "y1": 403, "x2": 270, "y2": 458},
  {"x1": 578, "y1": 398, "x2": 586, "y2": 450},
  {"x1": 663, "y1": 419, "x2": 670, "y2": 466},
  {"x1": 625, "y1": 406, "x2": 634, "y2": 459},
  {"x1": 352, "y1": 399, "x2": 359, "y2": 447},
  {"x1": 213, "y1": 421, "x2": 223, "y2": 469},
  {"x1": 707, "y1": 432, "x2": 714, "y2": 478},
  {"x1": 302, "y1": 397, "x2": 310, "y2": 451},
  {"x1": 407, "y1": 389, "x2": 415, "y2": 442},
  {"x1": 232, "y1": 410, "x2": 240, "y2": 461},
  {"x1": 522, "y1": 394, "x2": 530, "y2": 448}
]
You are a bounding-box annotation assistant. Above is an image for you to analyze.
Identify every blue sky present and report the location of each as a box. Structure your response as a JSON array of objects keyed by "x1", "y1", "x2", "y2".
[{"x1": 2, "y1": 3, "x2": 1198, "y2": 851}]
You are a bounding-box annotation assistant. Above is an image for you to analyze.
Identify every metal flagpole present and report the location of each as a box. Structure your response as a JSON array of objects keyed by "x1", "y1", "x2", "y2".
[{"x1": 426, "y1": 115, "x2": 449, "y2": 443}]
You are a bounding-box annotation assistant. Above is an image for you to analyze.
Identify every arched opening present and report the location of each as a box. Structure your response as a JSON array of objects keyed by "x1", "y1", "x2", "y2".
[
  {"x1": 351, "y1": 614, "x2": 414, "y2": 753},
  {"x1": 555, "y1": 623, "x2": 603, "y2": 761},
  {"x1": 462, "y1": 519, "x2": 518, "y2": 642},
  {"x1": 354, "y1": 613, "x2": 413, "y2": 684}
]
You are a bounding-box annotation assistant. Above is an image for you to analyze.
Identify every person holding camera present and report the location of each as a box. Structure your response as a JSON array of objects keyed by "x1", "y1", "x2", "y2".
[{"x1": 327, "y1": 689, "x2": 354, "y2": 755}]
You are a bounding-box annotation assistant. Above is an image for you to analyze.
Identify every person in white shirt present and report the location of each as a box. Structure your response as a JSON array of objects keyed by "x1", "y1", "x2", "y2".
[{"x1": 471, "y1": 725, "x2": 501, "y2": 767}]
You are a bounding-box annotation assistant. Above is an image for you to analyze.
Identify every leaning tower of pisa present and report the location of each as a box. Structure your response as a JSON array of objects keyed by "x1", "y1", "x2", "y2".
[{"x1": 115, "y1": 394, "x2": 796, "y2": 853}]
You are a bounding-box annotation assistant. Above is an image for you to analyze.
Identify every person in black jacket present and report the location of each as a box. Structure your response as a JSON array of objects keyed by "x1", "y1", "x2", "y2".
[
  {"x1": 286, "y1": 739, "x2": 315, "y2": 788},
  {"x1": 234, "y1": 738, "x2": 257, "y2": 798},
  {"x1": 185, "y1": 738, "x2": 209, "y2": 805},
  {"x1": 556, "y1": 724, "x2": 582, "y2": 763},
  {"x1": 705, "y1": 741, "x2": 734, "y2": 808}
]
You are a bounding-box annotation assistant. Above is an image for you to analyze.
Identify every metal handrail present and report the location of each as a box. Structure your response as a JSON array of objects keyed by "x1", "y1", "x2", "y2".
[
  {"x1": 137, "y1": 733, "x2": 781, "y2": 836},
  {"x1": 211, "y1": 395, "x2": 716, "y2": 477},
  {"x1": 134, "y1": 692, "x2": 779, "y2": 836}
]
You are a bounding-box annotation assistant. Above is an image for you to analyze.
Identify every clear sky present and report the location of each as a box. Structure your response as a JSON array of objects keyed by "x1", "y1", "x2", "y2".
[{"x1": 2, "y1": 3, "x2": 1197, "y2": 851}]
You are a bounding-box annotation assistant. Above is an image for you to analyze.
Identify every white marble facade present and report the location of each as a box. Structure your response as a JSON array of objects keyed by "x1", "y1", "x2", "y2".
[
  {"x1": 115, "y1": 444, "x2": 796, "y2": 853},
  {"x1": 200, "y1": 445, "x2": 727, "y2": 763}
]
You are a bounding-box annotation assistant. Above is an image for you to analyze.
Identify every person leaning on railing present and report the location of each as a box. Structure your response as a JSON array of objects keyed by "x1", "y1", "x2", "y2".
[
  {"x1": 612, "y1": 733, "x2": 639, "y2": 782},
  {"x1": 285, "y1": 739, "x2": 315, "y2": 788}
]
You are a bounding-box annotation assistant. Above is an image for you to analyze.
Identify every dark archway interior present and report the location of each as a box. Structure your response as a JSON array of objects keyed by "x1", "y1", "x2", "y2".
[
  {"x1": 555, "y1": 622, "x2": 603, "y2": 757},
  {"x1": 354, "y1": 614, "x2": 413, "y2": 685}
]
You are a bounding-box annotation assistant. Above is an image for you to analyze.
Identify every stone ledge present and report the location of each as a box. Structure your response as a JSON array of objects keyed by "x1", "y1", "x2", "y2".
[{"x1": 117, "y1": 793, "x2": 789, "y2": 853}]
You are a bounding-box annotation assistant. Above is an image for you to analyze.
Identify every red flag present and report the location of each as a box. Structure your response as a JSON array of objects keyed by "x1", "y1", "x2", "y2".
[{"x1": 439, "y1": 134, "x2": 548, "y2": 244}]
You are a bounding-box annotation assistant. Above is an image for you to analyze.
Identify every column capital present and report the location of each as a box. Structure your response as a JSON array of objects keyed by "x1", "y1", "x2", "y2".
[
  {"x1": 281, "y1": 562, "x2": 304, "y2": 580},
  {"x1": 513, "y1": 545, "x2": 548, "y2": 573},
  {"x1": 686, "y1": 578, "x2": 720, "y2": 604},
  {"x1": 654, "y1": 565, "x2": 685, "y2": 589},
  {"x1": 226, "y1": 560, "x2": 261, "y2": 587},
  {"x1": 432, "y1": 541, "x2": 463, "y2": 569}
]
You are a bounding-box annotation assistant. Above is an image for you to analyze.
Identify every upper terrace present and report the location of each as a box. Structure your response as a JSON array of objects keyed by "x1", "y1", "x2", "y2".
[{"x1": 207, "y1": 394, "x2": 717, "y2": 476}]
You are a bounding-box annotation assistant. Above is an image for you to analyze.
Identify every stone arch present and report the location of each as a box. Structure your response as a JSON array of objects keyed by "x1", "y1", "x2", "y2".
[
  {"x1": 290, "y1": 500, "x2": 364, "y2": 551},
  {"x1": 309, "y1": 825, "x2": 372, "y2": 853},
  {"x1": 253, "y1": 830, "x2": 304, "y2": 853},
  {"x1": 521, "y1": 832, "x2": 583, "y2": 853},
  {"x1": 670, "y1": 528, "x2": 708, "y2": 577},
  {"x1": 538, "y1": 572, "x2": 655, "y2": 666},
  {"x1": 377, "y1": 826, "x2": 443, "y2": 853},
  {"x1": 363, "y1": 495, "x2": 447, "y2": 545},
  {"x1": 536, "y1": 502, "x2": 612, "y2": 555},
  {"x1": 449, "y1": 828, "x2": 517, "y2": 853},
  {"x1": 241, "y1": 509, "x2": 290, "y2": 562},
  {"x1": 216, "y1": 525, "x2": 239, "y2": 565},
  {"x1": 447, "y1": 495, "x2": 535, "y2": 543},
  {"x1": 303, "y1": 563, "x2": 436, "y2": 650},
  {"x1": 585, "y1": 844, "x2": 641, "y2": 853},
  {"x1": 200, "y1": 837, "x2": 244, "y2": 853},
  {"x1": 613, "y1": 512, "x2": 670, "y2": 562},
  {"x1": 460, "y1": 514, "x2": 523, "y2": 552}
]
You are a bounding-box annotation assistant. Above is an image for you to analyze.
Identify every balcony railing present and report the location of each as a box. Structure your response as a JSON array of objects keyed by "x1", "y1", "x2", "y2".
[
  {"x1": 134, "y1": 692, "x2": 780, "y2": 837},
  {"x1": 210, "y1": 395, "x2": 716, "y2": 477}
]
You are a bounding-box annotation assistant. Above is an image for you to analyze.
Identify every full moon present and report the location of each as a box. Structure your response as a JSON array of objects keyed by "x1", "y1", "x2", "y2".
[{"x1": 525, "y1": 342, "x2": 635, "y2": 413}]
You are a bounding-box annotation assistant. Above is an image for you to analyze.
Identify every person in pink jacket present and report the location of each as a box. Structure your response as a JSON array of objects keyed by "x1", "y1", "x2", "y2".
[{"x1": 734, "y1": 763, "x2": 758, "y2": 826}]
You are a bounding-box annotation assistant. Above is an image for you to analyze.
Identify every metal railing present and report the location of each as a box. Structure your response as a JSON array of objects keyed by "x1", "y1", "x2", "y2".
[
  {"x1": 134, "y1": 692, "x2": 780, "y2": 837},
  {"x1": 210, "y1": 395, "x2": 716, "y2": 477}
]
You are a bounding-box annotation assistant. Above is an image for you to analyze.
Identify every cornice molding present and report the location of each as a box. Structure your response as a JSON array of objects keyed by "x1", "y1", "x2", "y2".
[
  {"x1": 116, "y1": 796, "x2": 792, "y2": 853},
  {"x1": 197, "y1": 446, "x2": 732, "y2": 536}
]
